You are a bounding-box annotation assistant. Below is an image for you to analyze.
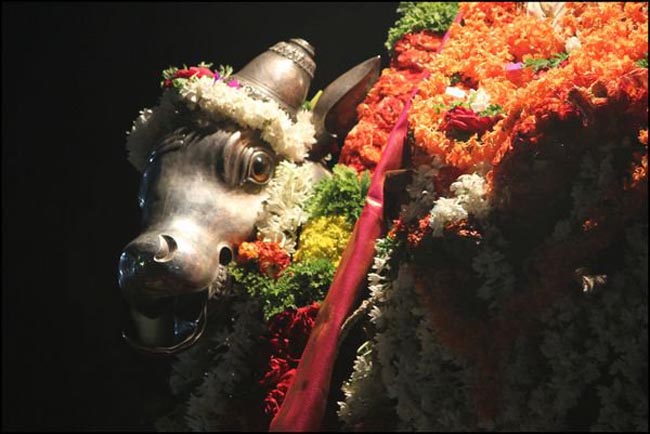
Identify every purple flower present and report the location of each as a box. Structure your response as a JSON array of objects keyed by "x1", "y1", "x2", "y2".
[
  {"x1": 212, "y1": 71, "x2": 221, "y2": 83},
  {"x1": 505, "y1": 62, "x2": 524, "y2": 72}
]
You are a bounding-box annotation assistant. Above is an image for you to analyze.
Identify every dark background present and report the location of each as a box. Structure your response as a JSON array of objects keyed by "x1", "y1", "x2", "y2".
[{"x1": 2, "y1": 2, "x2": 398, "y2": 430}]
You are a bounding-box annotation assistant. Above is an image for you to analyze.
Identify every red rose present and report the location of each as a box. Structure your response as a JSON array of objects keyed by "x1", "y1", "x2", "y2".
[
  {"x1": 162, "y1": 66, "x2": 216, "y2": 88},
  {"x1": 441, "y1": 106, "x2": 502, "y2": 139},
  {"x1": 174, "y1": 66, "x2": 214, "y2": 80}
]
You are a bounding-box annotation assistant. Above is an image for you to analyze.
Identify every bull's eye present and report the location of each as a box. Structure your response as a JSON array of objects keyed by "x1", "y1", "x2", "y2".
[{"x1": 247, "y1": 151, "x2": 274, "y2": 185}]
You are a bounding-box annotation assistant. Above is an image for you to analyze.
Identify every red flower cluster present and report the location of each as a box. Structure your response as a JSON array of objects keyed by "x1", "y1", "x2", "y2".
[
  {"x1": 162, "y1": 66, "x2": 214, "y2": 88},
  {"x1": 392, "y1": 31, "x2": 445, "y2": 71},
  {"x1": 236, "y1": 241, "x2": 291, "y2": 279},
  {"x1": 440, "y1": 106, "x2": 502, "y2": 139},
  {"x1": 258, "y1": 303, "x2": 320, "y2": 418}
]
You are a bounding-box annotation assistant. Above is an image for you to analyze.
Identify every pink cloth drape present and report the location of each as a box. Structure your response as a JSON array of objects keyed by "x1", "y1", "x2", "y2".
[
  {"x1": 269, "y1": 88, "x2": 419, "y2": 432},
  {"x1": 270, "y1": 15, "x2": 461, "y2": 431}
]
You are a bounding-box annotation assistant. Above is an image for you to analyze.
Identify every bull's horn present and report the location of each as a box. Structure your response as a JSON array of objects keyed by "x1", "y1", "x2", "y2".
[{"x1": 309, "y1": 56, "x2": 381, "y2": 161}]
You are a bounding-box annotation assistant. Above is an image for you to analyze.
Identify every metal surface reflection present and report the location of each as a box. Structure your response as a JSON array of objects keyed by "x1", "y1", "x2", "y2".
[{"x1": 118, "y1": 38, "x2": 381, "y2": 354}]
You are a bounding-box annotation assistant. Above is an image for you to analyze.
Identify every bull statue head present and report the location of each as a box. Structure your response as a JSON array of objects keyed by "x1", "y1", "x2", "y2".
[{"x1": 118, "y1": 39, "x2": 380, "y2": 354}]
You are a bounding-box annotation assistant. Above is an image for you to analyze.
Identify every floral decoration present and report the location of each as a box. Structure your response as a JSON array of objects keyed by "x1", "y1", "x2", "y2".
[
  {"x1": 126, "y1": 61, "x2": 316, "y2": 171},
  {"x1": 339, "y1": 1, "x2": 648, "y2": 431},
  {"x1": 151, "y1": 2, "x2": 647, "y2": 432},
  {"x1": 258, "y1": 303, "x2": 320, "y2": 418},
  {"x1": 156, "y1": 158, "x2": 368, "y2": 430},
  {"x1": 236, "y1": 240, "x2": 291, "y2": 279},
  {"x1": 293, "y1": 215, "x2": 353, "y2": 268}
]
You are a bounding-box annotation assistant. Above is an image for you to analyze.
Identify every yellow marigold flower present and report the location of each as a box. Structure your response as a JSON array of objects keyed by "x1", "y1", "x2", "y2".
[{"x1": 294, "y1": 216, "x2": 353, "y2": 268}]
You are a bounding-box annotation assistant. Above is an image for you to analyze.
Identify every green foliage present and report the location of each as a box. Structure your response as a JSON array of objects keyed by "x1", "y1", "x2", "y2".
[
  {"x1": 448, "y1": 72, "x2": 462, "y2": 86},
  {"x1": 386, "y1": 2, "x2": 459, "y2": 52},
  {"x1": 162, "y1": 66, "x2": 179, "y2": 81},
  {"x1": 301, "y1": 89, "x2": 323, "y2": 111},
  {"x1": 231, "y1": 259, "x2": 335, "y2": 320},
  {"x1": 217, "y1": 64, "x2": 233, "y2": 79},
  {"x1": 637, "y1": 52, "x2": 648, "y2": 68},
  {"x1": 307, "y1": 164, "x2": 371, "y2": 225},
  {"x1": 449, "y1": 99, "x2": 469, "y2": 110},
  {"x1": 479, "y1": 104, "x2": 505, "y2": 117},
  {"x1": 197, "y1": 61, "x2": 214, "y2": 69},
  {"x1": 523, "y1": 52, "x2": 569, "y2": 73},
  {"x1": 282, "y1": 259, "x2": 336, "y2": 308}
]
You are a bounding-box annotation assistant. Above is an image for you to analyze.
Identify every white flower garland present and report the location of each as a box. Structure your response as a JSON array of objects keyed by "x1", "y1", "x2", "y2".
[
  {"x1": 429, "y1": 172, "x2": 490, "y2": 236},
  {"x1": 125, "y1": 93, "x2": 179, "y2": 171},
  {"x1": 340, "y1": 151, "x2": 648, "y2": 430},
  {"x1": 166, "y1": 297, "x2": 263, "y2": 431},
  {"x1": 181, "y1": 77, "x2": 316, "y2": 162},
  {"x1": 255, "y1": 160, "x2": 315, "y2": 254},
  {"x1": 126, "y1": 75, "x2": 316, "y2": 172}
]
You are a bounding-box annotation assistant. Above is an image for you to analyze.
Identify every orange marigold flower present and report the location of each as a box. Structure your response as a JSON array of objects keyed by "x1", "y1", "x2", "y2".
[
  {"x1": 392, "y1": 30, "x2": 445, "y2": 71},
  {"x1": 237, "y1": 241, "x2": 260, "y2": 264},
  {"x1": 237, "y1": 241, "x2": 290, "y2": 279},
  {"x1": 257, "y1": 242, "x2": 291, "y2": 279}
]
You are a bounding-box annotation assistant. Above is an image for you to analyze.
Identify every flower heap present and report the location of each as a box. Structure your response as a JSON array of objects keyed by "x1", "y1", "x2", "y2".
[
  {"x1": 339, "y1": 3, "x2": 459, "y2": 174},
  {"x1": 156, "y1": 157, "x2": 370, "y2": 430},
  {"x1": 339, "y1": 2, "x2": 648, "y2": 431}
]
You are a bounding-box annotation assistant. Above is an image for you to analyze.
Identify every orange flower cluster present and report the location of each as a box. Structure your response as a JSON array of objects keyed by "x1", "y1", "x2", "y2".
[
  {"x1": 371, "y1": 3, "x2": 648, "y2": 425},
  {"x1": 236, "y1": 240, "x2": 291, "y2": 279},
  {"x1": 339, "y1": 32, "x2": 438, "y2": 173},
  {"x1": 391, "y1": 31, "x2": 445, "y2": 71},
  {"x1": 408, "y1": 2, "x2": 648, "y2": 181}
]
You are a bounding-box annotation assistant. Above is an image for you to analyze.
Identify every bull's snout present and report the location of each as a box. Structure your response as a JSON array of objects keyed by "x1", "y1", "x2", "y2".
[
  {"x1": 118, "y1": 232, "x2": 230, "y2": 306},
  {"x1": 118, "y1": 231, "x2": 233, "y2": 351}
]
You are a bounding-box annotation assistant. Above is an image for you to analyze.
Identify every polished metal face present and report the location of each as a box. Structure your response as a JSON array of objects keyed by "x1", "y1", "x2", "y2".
[{"x1": 118, "y1": 121, "x2": 276, "y2": 351}]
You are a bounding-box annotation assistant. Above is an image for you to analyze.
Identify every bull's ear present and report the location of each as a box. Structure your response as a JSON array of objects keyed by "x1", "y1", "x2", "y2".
[{"x1": 308, "y1": 56, "x2": 381, "y2": 161}]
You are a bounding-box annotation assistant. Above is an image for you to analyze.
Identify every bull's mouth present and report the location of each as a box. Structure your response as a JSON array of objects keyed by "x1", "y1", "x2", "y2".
[{"x1": 122, "y1": 264, "x2": 232, "y2": 355}]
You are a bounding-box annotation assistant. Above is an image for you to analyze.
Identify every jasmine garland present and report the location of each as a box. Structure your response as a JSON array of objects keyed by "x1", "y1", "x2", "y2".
[{"x1": 126, "y1": 64, "x2": 317, "y2": 172}]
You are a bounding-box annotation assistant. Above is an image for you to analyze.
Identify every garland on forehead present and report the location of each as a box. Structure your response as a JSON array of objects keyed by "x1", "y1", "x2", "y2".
[
  {"x1": 125, "y1": 62, "x2": 316, "y2": 171},
  {"x1": 338, "y1": 1, "x2": 648, "y2": 431}
]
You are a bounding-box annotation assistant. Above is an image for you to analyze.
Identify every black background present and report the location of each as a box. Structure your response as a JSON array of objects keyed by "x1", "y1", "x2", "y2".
[{"x1": 2, "y1": 2, "x2": 398, "y2": 430}]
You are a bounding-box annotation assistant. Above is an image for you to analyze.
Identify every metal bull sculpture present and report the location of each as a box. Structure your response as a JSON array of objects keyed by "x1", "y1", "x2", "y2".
[{"x1": 118, "y1": 38, "x2": 380, "y2": 354}]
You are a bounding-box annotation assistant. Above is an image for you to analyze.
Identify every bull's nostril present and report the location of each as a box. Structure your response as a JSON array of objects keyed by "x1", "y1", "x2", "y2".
[
  {"x1": 218, "y1": 244, "x2": 233, "y2": 266},
  {"x1": 154, "y1": 234, "x2": 178, "y2": 263}
]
